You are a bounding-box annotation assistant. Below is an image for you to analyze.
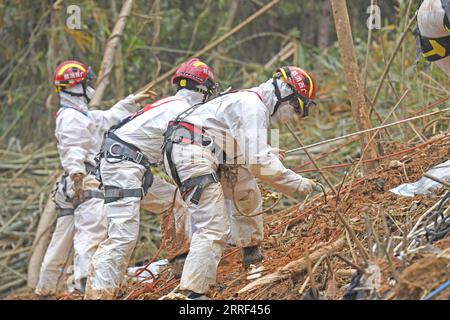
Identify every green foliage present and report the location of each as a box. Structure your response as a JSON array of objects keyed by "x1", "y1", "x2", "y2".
[{"x1": 0, "y1": 0, "x2": 447, "y2": 150}]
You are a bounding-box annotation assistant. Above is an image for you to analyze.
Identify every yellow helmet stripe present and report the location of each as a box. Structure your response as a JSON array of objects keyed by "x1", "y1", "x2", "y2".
[
  {"x1": 297, "y1": 97, "x2": 304, "y2": 114},
  {"x1": 193, "y1": 61, "x2": 206, "y2": 67},
  {"x1": 57, "y1": 63, "x2": 87, "y2": 76},
  {"x1": 297, "y1": 67, "x2": 314, "y2": 98},
  {"x1": 280, "y1": 68, "x2": 288, "y2": 81}
]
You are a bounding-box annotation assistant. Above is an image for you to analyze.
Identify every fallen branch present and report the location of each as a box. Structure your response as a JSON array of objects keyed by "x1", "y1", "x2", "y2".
[
  {"x1": 237, "y1": 237, "x2": 345, "y2": 295},
  {"x1": 27, "y1": 195, "x2": 57, "y2": 289}
]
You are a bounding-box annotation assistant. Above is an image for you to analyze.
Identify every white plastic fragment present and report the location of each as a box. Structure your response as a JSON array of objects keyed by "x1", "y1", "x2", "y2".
[
  {"x1": 246, "y1": 265, "x2": 265, "y2": 280},
  {"x1": 389, "y1": 160, "x2": 450, "y2": 197},
  {"x1": 126, "y1": 259, "x2": 169, "y2": 283}
]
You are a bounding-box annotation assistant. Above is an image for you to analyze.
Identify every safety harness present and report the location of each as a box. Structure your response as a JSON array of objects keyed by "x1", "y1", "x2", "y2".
[
  {"x1": 54, "y1": 106, "x2": 103, "y2": 216},
  {"x1": 163, "y1": 103, "x2": 218, "y2": 205},
  {"x1": 95, "y1": 98, "x2": 182, "y2": 204},
  {"x1": 54, "y1": 162, "x2": 104, "y2": 218},
  {"x1": 414, "y1": 0, "x2": 450, "y2": 63},
  {"x1": 163, "y1": 90, "x2": 263, "y2": 205},
  {"x1": 98, "y1": 131, "x2": 154, "y2": 204}
]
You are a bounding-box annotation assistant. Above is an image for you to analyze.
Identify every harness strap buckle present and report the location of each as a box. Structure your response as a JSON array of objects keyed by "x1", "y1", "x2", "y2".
[
  {"x1": 135, "y1": 152, "x2": 144, "y2": 164},
  {"x1": 180, "y1": 172, "x2": 220, "y2": 205},
  {"x1": 109, "y1": 143, "x2": 123, "y2": 157}
]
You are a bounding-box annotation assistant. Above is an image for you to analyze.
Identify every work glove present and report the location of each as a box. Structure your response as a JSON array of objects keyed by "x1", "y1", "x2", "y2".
[
  {"x1": 133, "y1": 88, "x2": 157, "y2": 104},
  {"x1": 295, "y1": 177, "x2": 316, "y2": 196},
  {"x1": 71, "y1": 172, "x2": 85, "y2": 204},
  {"x1": 271, "y1": 147, "x2": 286, "y2": 161}
]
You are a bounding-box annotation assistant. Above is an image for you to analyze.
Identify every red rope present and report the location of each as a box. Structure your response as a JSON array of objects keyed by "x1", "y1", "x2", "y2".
[
  {"x1": 290, "y1": 137, "x2": 360, "y2": 171},
  {"x1": 292, "y1": 134, "x2": 449, "y2": 174},
  {"x1": 280, "y1": 134, "x2": 449, "y2": 233},
  {"x1": 410, "y1": 95, "x2": 450, "y2": 117},
  {"x1": 289, "y1": 95, "x2": 450, "y2": 173},
  {"x1": 126, "y1": 188, "x2": 179, "y2": 299},
  {"x1": 127, "y1": 96, "x2": 450, "y2": 299}
]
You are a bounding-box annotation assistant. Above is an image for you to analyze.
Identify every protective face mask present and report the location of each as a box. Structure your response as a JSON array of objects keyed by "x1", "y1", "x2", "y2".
[
  {"x1": 272, "y1": 102, "x2": 302, "y2": 123},
  {"x1": 86, "y1": 86, "x2": 95, "y2": 101}
]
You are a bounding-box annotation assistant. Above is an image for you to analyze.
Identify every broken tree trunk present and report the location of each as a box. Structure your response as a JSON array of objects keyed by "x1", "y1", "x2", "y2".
[
  {"x1": 90, "y1": 0, "x2": 134, "y2": 107},
  {"x1": 238, "y1": 237, "x2": 345, "y2": 295},
  {"x1": 27, "y1": 195, "x2": 56, "y2": 289},
  {"x1": 330, "y1": 0, "x2": 378, "y2": 173}
]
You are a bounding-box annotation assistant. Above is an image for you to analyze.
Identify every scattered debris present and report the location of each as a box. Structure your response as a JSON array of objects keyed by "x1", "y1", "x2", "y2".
[
  {"x1": 127, "y1": 260, "x2": 169, "y2": 284},
  {"x1": 246, "y1": 265, "x2": 265, "y2": 280},
  {"x1": 389, "y1": 160, "x2": 450, "y2": 197},
  {"x1": 3, "y1": 134, "x2": 450, "y2": 300}
]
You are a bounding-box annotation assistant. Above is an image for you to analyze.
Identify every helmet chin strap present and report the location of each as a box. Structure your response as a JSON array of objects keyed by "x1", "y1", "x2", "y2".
[
  {"x1": 61, "y1": 81, "x2": 91, "y2": 104},
  {"x1": 177, "y1": 79, "x2": 211, "y2": 102},
  {"x1": 271, "y1": 77, "x2": 294, "y2": 116}
]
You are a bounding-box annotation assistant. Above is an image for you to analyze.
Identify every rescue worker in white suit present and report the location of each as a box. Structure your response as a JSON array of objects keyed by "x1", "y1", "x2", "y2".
[
  {"x1": 163, "y1": 66, "x2": 318, "y2": 299},
  {"x1": 35, "y1": 60, "x2": 154, "y2": 297},
  {"x1": 84, "y1": 58, "x2": 218, "y2": 300},
  {"x1": 416, "y1": 0, "x2": 450, "y2": 76},
  {"x1": 168, "y1": 164, "x2": 267, "y2": 277}
]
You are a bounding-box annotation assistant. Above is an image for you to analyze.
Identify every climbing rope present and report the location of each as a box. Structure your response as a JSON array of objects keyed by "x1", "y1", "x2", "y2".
[{"x1": 220, "y1": 164, "x2": 282, "y2": 217}]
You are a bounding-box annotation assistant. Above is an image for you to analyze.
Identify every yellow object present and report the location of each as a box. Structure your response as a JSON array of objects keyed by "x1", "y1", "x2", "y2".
[
  {"x1": 280, "y1": 68, "x2": 288, "y2": 80},
  {"x1": 193, "y1": 61, "x2": 206, "y2": 67},
  {"x1": 423, "y1": 40, "x2": 447, "y2": 58},
  {"x1": 57, "y1": 63, "x2": 86, "y2": 76},
  {"x1": 297, "y1": 97, "x2": 304, "y2": 114},
  {"x1": 180, "y1": 79, "x2": 187, "y2": 87}
]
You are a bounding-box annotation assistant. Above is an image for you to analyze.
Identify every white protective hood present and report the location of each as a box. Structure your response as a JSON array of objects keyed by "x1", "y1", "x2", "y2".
[{"x1": 55, "y1": 83, "x2": 139, "y2": 175}]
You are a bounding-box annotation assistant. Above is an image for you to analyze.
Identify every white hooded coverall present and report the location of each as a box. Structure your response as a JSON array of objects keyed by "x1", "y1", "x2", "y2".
[
  {"x1": 418, "y1": 0, "x2": 450, "y2": 76},
  {"x1": 35, "y1": 84, "x2": 140, "y2": 296},
  {"x1": 163, "y1": 80, "x2": 315, "y2": 294},
  {"x1": 85, "y1": 89, "x2": 205, "y2": 299}
]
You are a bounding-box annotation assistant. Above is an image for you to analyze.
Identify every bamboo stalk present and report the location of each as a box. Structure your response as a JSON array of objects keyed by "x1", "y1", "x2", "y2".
[
  {"x1": 370, "y1": 14, "x2": 417, "y2": 108},
  {"x1": 90, "y1": 0, "x2": 134, "y2": 107},
  {"x1": 287, "y1": 108, "x2": 449, "y2": 154},
  {"x1": 286, "y1": 123, "x2": 337, "y2": 195},
  {"x1": 137, "y1": 0, "x2": 282, "y2": 94},
  {"x1": 238, "y1": 237, "x2": 345, "y2": 295},
  {"x1": 27, "y1": 195, "x2": 57, "y2": 289}
]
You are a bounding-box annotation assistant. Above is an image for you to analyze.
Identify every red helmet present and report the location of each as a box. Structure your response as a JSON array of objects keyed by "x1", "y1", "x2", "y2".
[
  {"x1": 171, "y1": 58, "x2": 216, "y2": 94},
  {"x1": 275, "y1": 66, "x2": 316, "y2": 100},
  {"x1": 53, "y1": 60, "x2": 96, "y2": 91},
  {"x1": 272, "y1": 66, "x2": 317, "y2": 117}
]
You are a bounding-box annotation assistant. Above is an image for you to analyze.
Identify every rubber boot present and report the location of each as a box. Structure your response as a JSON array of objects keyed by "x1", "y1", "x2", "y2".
[
  {"x1": 170, "y1": 252, "x2": 188, "y2": 279},
  {"x1": 242, "y1": 246, "x2": 264, "y2": 267},
  {"x1": 78, "y1": 277, "x2": 87, "y2": 294},
  {"x1": 184, "y1": 290, "x2": 210, "y2": 300}
]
